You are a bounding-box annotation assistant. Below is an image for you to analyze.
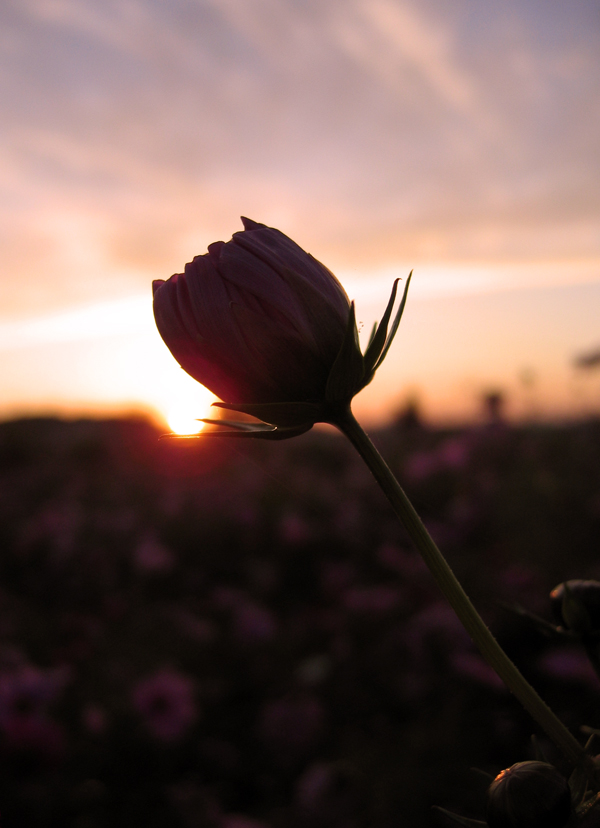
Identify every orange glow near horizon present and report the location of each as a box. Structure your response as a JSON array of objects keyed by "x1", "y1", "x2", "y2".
[{"x1": 2, "y1": 273, "x2": 600, "y2": 429}]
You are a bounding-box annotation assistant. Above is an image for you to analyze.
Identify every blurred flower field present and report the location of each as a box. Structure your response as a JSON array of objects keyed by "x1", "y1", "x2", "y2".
[{"x1": 0, "y1": 414, "x2": 599, "y2": 827}]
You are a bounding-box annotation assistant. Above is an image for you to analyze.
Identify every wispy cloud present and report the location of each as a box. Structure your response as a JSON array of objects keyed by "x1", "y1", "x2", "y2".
[{"x1": 0, "y1": 0, "x2": 598, "y2": 318}]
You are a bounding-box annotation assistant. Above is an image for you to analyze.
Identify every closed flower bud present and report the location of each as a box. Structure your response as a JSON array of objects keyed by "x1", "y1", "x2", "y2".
[
  {"x1": 153, "y1": 219, "x2": 410, "y2": 438},
  {"x1": 486, "y1": 761, "x2": 571, "y2": 828},
  {"x1": 550, "y1": 580, "x2": 600, "y2": 633}
]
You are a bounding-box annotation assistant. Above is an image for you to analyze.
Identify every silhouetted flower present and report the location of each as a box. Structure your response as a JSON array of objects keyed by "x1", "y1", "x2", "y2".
[
  {"x1": 153, "y1": 218, "x2": 410, "y2": 438},
  {"x1": 486, "y1": 761, "x2": 571, "y2": 828},
  {"x1": 550, "y1": 580, "x2": 600, "y2": 633}
]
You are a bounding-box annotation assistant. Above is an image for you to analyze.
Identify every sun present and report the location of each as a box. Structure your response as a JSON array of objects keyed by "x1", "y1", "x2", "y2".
[
  {"x1": 164, "y1": 386, "x2": 218, "y2": 435},
  {"x1": 167, "y1": 406, "x2": 205, "y2": 435}
]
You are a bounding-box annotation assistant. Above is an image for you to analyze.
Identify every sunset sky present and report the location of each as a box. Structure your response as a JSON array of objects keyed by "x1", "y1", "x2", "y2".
[{"x1": 1, "y1": 0, "x2": 599, "y2": 427}]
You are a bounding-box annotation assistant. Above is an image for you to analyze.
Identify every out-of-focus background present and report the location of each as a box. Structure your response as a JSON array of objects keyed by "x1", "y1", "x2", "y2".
[
  {"x1": 1, "y1": 3, "x2": 600, "y2": 827},
  {"x1": 1, "y1": 414, "x2": 600, "y2": 828},
  {"x1": 1, "y1": 0, "x2": 599, "y2": 427}
]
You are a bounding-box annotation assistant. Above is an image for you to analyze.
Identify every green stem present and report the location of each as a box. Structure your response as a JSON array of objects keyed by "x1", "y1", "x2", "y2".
[{"x1": 336, "y1": 408, "x2": 588, "y2": 770}]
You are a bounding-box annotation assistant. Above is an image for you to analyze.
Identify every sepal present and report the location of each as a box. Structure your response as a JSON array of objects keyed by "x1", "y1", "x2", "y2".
[
  {"x1": 499, "y1": 601, "x2": 568, "y2": 638},
  {"x1": 162, "y1": 418, "x2": 313, "y2": 440},
  {"x1": 432, "y1": 807, "x2": 487, "y2": 827},
  {"x1": 213, "y1": 400, "x2": 323, "y2": 428},
  {"x1": 363, "y1": 278, "x2": 399, "y2": 377},
  {"x1": 362, "y1": 272, "x2": 412, "y2": 384},
  {"x1": 201, "y1": 420, "x2": 313, "y2": 440},
  {"x1": 325, "y1": 302, "x2": 365, "y2": 403}
]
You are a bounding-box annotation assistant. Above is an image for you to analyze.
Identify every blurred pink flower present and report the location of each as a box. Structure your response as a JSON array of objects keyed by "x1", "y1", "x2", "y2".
[
  {"x1": 232, "y1": 600, "x2": 277, "y2": 644},
  {"x1": 257, "y1": 692, "x2": 325, "y2": 760},
  {"x1": 0, "y1": 664, "x2": 69, "y2": 725},
  {"x1": 450, "y1": 652, "x2": 507, "y2": 691},
  {"x1": 221, "y1": 816, "x2": 270, "y2": 828},
  {"x1": 342, "y1": 585, "x2": 403, "y2": 614},
  {"x1": 438, "y1": 436, "x2": 470, "y2": 469},
  {"x1": 376, "y1": 543, "x2": 428, "y2": 579},
  {"x1": 295, "y1": 762, "x2": 332, "y2": 809},
  {"x1": 1, "y1": 716, "x2": 65, "y2": 760},
  {"x1": 0, "y1": 664, "x2": 69, "y2": 759},
  {"x1": 133, "y1": 532, "x2": 175, "y2": 572},
  {"x1": 132, "y1": 668, "x2": 197, "y2": 741},
  {"x1": 81, "y1": 704, "x2": 108, "y2": 735},
  {"x1": 405, "y1": 601, "x2": 471, "y2": 659},
  {"x1": 319, "y1": 560, "x2": 356, "y2": 597},
  {"x1": 279, "y1": 511, "x2": 312, "y2": 545},
  {"x1": 537, "y1": 647, "x2": 599, "y2": 687},
  {"x1": 404, "y1": 450, "x2": 440, "y2": 482},
  {"x1": 295, "y1": 761, "x2": 361, "y2": 821}
]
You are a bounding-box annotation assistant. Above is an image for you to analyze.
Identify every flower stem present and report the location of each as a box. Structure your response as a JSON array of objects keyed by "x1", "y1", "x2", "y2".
[{"x1": 336, "y1": 408, "x2": 588, "y2": 771}]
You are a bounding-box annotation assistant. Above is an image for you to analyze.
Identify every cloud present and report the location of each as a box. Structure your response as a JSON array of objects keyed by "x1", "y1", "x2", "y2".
[{"x1": 0, "y1": 0, "x2": 598, "y2": 319}]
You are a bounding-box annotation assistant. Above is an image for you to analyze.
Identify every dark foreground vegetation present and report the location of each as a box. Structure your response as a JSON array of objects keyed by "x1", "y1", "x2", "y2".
[{"x1": 0, "y1": 413, "x2": 599, "y2": 827}]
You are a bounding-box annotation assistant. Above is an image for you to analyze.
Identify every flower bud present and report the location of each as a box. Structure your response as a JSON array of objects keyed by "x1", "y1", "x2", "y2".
[
  {"x1": 550, "y1": 580, "x2": 600, "y2": 633},
  {"x1": 153, "y1": 219, "x2": 410, "y2": 438},
  {"x1": 486, "y1": 761, "x2": 571, "y2": 828}
]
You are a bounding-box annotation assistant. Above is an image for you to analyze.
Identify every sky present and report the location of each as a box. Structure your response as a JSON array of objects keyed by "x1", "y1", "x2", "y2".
[{"x1": 1, "y1": 0, "x2": 599, "y2": 428}]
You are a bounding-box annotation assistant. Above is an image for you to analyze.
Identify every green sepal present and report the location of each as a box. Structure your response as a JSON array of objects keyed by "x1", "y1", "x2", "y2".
[
  {"x1": 358, "y1": 272, "x2": 412, "y2": 390},
  {"x1": 469, "y1": 768, "x2": 494, "y2": 782},
  {"x1": 162, "y1": 419, "x2": 313, "y2": 440},
  {"x1": 498, "y1": 601, "x2": 567, "y2": 638},
  {"x1": 366, "y1": 320, "x2": 378, "y2": 351},
  {"x1": 204, "y1": 421, "x2": 313, "y2": 440},
  {"x1": 363, "y1": 278, "x2": 400, "y2": 376},
  {"x1": 372, "y1": 271, "x2": 412, "y2": 373},
  {"x1": 576, "y1": 791, "x2": 600, "y2": 818},
  {"x1": 432, "y1": 806, "x2": 487, "y2": 827},
  {"x1": 325, "y1": 302, "x2": 365, "y2": 404},
  {"x1": 213, "y1": 400, "x2": 323, "y2": 428},
  {"x1": 569, "y1": 761, "x2": 591, "y2": 808},
  {"x1": 201, "y1": 418, "x2": 276, "y2": 433}
]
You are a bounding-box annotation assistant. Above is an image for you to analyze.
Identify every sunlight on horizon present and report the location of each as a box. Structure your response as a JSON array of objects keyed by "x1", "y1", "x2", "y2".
[
  {"x1": 166, "y1": 405, "x2": 206, "y2": 436},
  {"x1": 147, "y1": 370, "x2": 217, "y2": 436},
  {"x1": 1, "y1": 260, "x2": 600, "y2": 427}
]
